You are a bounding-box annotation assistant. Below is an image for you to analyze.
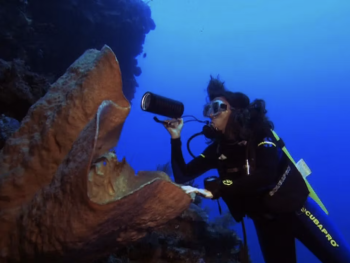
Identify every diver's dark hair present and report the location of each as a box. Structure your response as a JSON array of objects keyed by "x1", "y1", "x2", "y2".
[{"x1": 204, "y1": 75, "x2": 274, "y2": 141}]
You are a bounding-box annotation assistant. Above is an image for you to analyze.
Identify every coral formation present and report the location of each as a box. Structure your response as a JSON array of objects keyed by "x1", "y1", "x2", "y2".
[
  {"x1": 0, "y1": 115, "x2": 20, "y2": 149},
  {"x1": 0, "y1": 45, "x2": 191, "y2": 263},
  {"x1": 96, "y1": 203, "x2": 244, "y2": 263},
  {"x1": 0, "y1": 58, "x2": 51, "y2": 121},
  {"x1": 0, "y1": 0, "x2": 154, "y2": 103}
]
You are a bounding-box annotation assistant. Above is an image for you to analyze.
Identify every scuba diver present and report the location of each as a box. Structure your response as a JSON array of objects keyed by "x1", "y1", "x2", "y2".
[{"x1": 163, "y1": 76, "x2": 350, "y2": 263}]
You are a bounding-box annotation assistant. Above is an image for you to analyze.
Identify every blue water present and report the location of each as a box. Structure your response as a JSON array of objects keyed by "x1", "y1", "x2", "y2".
[{"x1": 115, "y1": 1, "x2": 350, "y2": 262}]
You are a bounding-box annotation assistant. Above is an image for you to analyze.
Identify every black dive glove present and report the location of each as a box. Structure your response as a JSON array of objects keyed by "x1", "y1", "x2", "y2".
[{"x1": 204, "y1": 176, "x2": 222, "y2": 200}]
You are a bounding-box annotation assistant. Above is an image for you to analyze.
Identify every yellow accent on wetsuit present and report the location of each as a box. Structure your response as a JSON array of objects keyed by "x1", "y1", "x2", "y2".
[
  {"x1": 270, "y1": 130, "x2": 329, "y2": 215},
  {"x1": 258, "y1": 141, "x2": 276, "y2": 147}
]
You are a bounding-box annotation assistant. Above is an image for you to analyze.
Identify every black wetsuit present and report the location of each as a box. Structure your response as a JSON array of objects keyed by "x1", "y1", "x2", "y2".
[{"x1": 171, "y1": 130, "x2": 350, "y2": 263}]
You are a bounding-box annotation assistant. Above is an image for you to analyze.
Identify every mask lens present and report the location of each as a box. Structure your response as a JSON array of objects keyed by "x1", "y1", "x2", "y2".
[
  {"x1": 203, "y1": 104, "x2": 211, "y2": 117},
  {"x1": 212, "y1": 101, "x2": 220, "y2": 115},
  {"x1": 203, "y1": 100, "x2": 227, "y2": 117}
]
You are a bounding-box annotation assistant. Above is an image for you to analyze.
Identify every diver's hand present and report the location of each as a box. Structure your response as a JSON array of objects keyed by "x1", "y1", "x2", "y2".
[
  {"x1": 181, "y1": 185, "x2": 214, "y2": 199},
  {"x1": 164, "y1": 118, "x2": 183, "y2": 139},
  {"x1": 204, "y1": 176, "x2": 222, "y2": 200}
]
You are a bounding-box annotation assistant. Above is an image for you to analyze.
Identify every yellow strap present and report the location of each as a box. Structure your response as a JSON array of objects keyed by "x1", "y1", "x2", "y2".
[
  {"x1": 200, "y1": 154, "x2": 205, "y2": 158},
  {"x1": 271, "y1": 130, "x2": 329, "y2": 215},
  {"x1": 258, "y1": 141, "x2": 276, "y2": 147}
]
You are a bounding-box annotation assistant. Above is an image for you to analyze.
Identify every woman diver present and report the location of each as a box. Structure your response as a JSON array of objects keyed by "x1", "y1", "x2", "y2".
[{"x1": 163, "y1": 76, "x2": 350, "y2": 263}]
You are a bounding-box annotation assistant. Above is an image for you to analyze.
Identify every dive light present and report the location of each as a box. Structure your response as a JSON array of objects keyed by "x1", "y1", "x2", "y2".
[
  {"x1": 140, "y1": 92, "x2": 219, "y2": 158},
  {"x1": 141, "y1": 92, "x2": 184, "y2": 118}
]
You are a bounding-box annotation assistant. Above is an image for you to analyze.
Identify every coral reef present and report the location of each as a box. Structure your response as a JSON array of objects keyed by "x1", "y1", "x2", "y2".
[
  {"x1": 0, "y1": 0, "x2": 155, "y2": 102},
  {"x1": 0, "y1": 58, "x2": 51, "y2": 121},
  {"x1": 96, "y1": 203, "x2": 244, "y2": 263},
  {"x1": 0, "y1": 45, "x2": 192, "y2": 263},
  {"x1": 0, "y1": 115, "x2": 20, "y2": 149},
  {"x1": 156, "y1": 161, "x2": 201, "y2": 205}
]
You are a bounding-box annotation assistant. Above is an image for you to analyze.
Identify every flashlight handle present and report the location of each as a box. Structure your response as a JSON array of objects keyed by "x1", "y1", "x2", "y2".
[
  {"x1": 153, "y1": 116, "x2": 166, "y2": 124},
  {"x1": 153, "y1": 116, "x2": 179, "y2": 128}
]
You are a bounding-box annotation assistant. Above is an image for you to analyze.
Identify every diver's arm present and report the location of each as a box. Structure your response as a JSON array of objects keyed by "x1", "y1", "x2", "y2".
[
  {"x1": 171, "y1": 138, "x2": 217, "y2": 184},
  {"x1": 220, "y1": 143, "x2": 280, "y2": 196}
]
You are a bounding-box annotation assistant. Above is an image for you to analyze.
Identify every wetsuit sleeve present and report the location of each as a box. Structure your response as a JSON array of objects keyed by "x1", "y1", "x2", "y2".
[
  {"x1": 171, "y1": 138, "x2": 217, "y2": 184},
  {"x1": 220, "y1": 141, "x2": 280, "y2": 196}
]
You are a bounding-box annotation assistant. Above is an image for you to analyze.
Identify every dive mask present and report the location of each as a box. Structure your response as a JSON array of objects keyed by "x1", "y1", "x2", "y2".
[{"x1": 203, "y1": 100, "x2": 232, "y2": 117}]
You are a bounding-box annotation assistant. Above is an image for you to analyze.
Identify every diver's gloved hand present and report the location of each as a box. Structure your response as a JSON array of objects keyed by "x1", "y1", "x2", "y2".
[
  {"x1": 204, "y1": 176, "x2": 222, "y2": 200},
  {"x1": 181, "y1": 185, "x2": 214, "y2": 199}
]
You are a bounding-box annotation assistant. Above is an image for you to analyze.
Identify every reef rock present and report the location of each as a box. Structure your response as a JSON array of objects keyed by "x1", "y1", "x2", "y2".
[
  {"x1": 0, "y1": 58, "x2": 51, "y2": 121},
  {"x1": 0, "y1": 0, "x2": 155, "y2": 103},
  {"x1": 0, "y1": 115, "x2": 21, "y2": 150},
  {"x1": 96, "y1": 203, "x2": 245, "y2": 263},
  {"x1": 0, "y1": 45, "x2": 192, "y2": 263}
]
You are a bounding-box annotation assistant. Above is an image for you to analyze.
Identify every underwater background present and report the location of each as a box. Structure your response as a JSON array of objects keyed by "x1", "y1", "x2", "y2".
[
  {"x1": 0, "y1": 0, "x2": 349, "y2": 262},
  {"x1": 116, "y1": 0, "x2": 350, "y2": 262}
]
